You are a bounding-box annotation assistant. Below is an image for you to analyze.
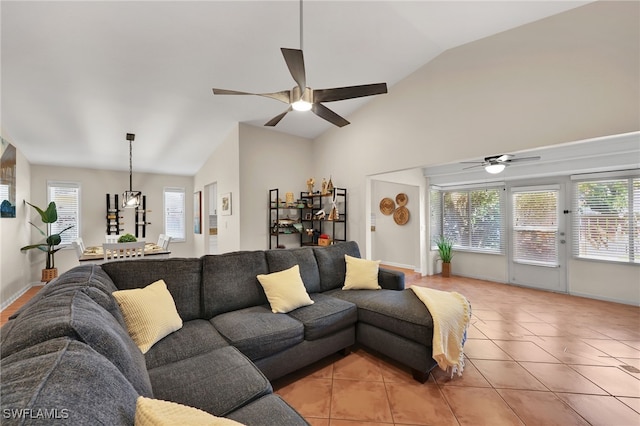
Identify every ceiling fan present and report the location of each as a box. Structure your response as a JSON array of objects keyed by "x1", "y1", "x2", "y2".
[
  {"x1": 212, "y1": 0, "x2": 387, "y2": 128},
  {"x1": 462, "y1": 154, "x2": 541, "y2": 174}
]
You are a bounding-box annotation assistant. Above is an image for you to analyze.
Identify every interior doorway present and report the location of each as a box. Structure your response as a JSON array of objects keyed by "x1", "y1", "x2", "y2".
[{"x1": 205, "y1": 182, "x2": 218, "y2": 254}]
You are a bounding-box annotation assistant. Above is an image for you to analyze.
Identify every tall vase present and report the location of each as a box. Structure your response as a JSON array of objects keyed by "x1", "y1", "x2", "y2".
[{"x1": 442, "y1": 262, "x2": 451, "y2": 278}]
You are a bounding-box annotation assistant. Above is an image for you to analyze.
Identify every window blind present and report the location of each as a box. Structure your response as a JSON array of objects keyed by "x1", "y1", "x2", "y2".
[
  {"x1": 164, "y1": 187, "x2": 185, "y2": 242},
  {"x1": 432, "y1": 186, "x2": 504, "y2": 254},
  {"x1": 47, "y1": 181, "x2": 80, "y2": 245},
  {"x1": 512, "y1": 189, "x2": 558, "y2": 266},
  {"x1": 573, "y1": 176, "x2": 639, "y2": 264}
]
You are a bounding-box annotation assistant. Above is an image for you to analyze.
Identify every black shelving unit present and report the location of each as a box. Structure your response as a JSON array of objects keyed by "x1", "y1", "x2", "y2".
[
  {"x1": 106, "y1": 194, "x2": 122, "y2": 235},
  {"x1": 269, "y1": 189, "x2": 304, "y2": 249},
  {"x1": 135, "y1": 195, "x2": 149, "y2": 239},
  {"x1": 299, "y1": 187, "x2": 347, "y2": 246}
]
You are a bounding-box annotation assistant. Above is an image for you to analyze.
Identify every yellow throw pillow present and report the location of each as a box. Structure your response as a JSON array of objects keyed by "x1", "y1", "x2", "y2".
[
  {"x1": 112, "y1": 280, "x2": 183, "y2": 354},
  {"x1": 257, "y1": 265, "x2": 314, "y2": 313},
  {"x1": 135, "y1": 396, "x2": 244, "y2": 426},
  {"x1": 343, "y1": 255, "x2": 382, "y2": 290}
]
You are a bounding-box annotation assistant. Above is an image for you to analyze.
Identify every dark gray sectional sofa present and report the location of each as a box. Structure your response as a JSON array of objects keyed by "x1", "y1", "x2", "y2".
[{"x1": 1, "y1": 241, "x2": 436, "y2": 425}]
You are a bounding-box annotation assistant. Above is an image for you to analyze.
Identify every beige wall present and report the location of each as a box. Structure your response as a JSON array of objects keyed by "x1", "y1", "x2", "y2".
[
  {"x1": 312, "y1": 1, "x2": 639, "y2": 304},
  {"x1": 0, "y1": 140, "x2": 32, "y2": 309},
  {"x1": 193, "y1": 124, "x2": 241, "y2": 255},
  {"x1": 27, "y1": 165, "x2": 194, "y2": 282}
]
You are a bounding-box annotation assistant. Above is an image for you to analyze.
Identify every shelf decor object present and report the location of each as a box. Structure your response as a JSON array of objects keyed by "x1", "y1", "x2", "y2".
[{"x1": 122, "y1": 133, "x2": 142, "y2": 209}]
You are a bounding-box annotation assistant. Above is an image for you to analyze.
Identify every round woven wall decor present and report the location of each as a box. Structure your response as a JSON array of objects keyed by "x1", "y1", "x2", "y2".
[
  {"x1": 393, "y1": 206, "x2": 410, "y2": 225},
  {"x1": 379, "y1": 197, "x2": 395, "y2": 215},
  {"x1": 395, "y1": 193, "x2": 408, "y2": 206}
]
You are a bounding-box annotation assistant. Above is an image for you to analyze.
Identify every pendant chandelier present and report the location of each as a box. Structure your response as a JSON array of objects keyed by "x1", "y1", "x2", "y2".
[{"x1": 122, "y1": 133, "x2": 141, "y2": 208}]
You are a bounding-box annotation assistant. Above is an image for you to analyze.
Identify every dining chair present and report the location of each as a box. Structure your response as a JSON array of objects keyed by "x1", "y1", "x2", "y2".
[
  {"x1": 105, "y1": 235, "x2": 119, "y2": 243},
  {"x1": 103, "y1": 242, "x2": 145, "y2": 261},
  {"x1": 72, "y1": 238, "x2": 86, "y2": 258},
  {"x1": 157, "y1": 234, "x2": 172, "y2": 250}
]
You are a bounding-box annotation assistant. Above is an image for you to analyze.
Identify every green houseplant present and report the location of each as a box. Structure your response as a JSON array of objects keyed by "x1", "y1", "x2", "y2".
[
  {"x1": 117, "y1": 233, "x2": 137, "y2": 243},
  {"x1": 434, "y1": 235, "x2": 454, "y2": 277},
  {"x1": 21, "y1": 201, "x2": 73, "y2": 282}
]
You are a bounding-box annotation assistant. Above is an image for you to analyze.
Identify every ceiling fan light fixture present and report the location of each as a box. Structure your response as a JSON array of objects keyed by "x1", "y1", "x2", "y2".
[
  {"x1": 485, "y1": 163, "x2": 506, "y2": 174},
  {"x1": 292, "y1": 99, "x2": 312, "y2": 111}
]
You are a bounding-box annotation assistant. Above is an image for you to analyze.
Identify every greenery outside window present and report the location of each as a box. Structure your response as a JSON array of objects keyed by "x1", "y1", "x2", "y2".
[
  {"x1": 572, "y1": 175, "x2": 639, "y2": 264},
  {"x1": 431, "y1": 186, "x2": 505, "y2": 254}
]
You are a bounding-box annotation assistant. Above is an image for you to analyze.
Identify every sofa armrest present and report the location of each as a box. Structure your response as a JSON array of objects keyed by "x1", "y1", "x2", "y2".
[{"x1": 378, "y1": 268, "x2": 405, "y2": 290}]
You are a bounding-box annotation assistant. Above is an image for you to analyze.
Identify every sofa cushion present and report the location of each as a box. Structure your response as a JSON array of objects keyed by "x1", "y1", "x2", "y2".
[
  {"x1": 9, "y1": 265, "x2": 123, "y2": 324},
  {"x1": 113, "y1": 279, "x2": 183, "y2": 354},
  {"x1": 145, "y1": 319, "x2": 230, "y2": 370},
  {"x1": 202, "y1": 251, "x2": 270, "y2": 318},
  {"x1": 257, "y1": 265, "x2": 314, "y2": 313},
  {"x1": 0, "y1": 290, "x2": 153, "y2": 397},
  {"x1": 313, "y1": 241, "x2": 361, "y2": 292},
  {"x1": 135, "y1": 396, "x2": 244, "y2": 426},
  {"x1": 148, "y1": 346, "x2": 272, "y2": 417},
  {"x1": 1, "y1": 337, "x2": 138, "y2": 425},
  {"x1": 102, "y1": 258, "x2": 203, "y2": 321},
  {"x1": 211, "y1": 305, "x2": 304, "y2": 360},
  {"x1": 343, "y1": 255, "x2": 382, "y2": 290},
  {"x1": 286, "y1": 293, "x2": 357, "y2": 340},
  {"x1": 266, "y1": 247, "x2": 321, "y2": 293},
  {"x1": 226, "y1": 394, "x2": 309, "y2": 426},
  {"x1": 328, "y1": 288, "x2": 434, "y2": 345}
]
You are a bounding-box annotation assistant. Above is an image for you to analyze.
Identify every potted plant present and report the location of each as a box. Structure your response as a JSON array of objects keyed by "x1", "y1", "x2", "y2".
[
  {"x1": 117, "y1": 233, "x2": 137, "y2": 243},
  {"x1": 20, "y1": 201, "x2": 73, "y2": 282},
  {"x1": 434, "y1": 235, "x2": 454, "y2": 277}
]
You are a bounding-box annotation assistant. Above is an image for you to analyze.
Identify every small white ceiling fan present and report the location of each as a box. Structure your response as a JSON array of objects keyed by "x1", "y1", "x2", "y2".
[{"x1": 462, "y1": 154, "x2": 541, "y2": 174}]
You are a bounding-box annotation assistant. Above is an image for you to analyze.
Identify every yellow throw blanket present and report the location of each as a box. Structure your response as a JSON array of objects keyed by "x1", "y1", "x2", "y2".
[{"x1": 410, "y1": 286, "x2": 471, "y2": 377}]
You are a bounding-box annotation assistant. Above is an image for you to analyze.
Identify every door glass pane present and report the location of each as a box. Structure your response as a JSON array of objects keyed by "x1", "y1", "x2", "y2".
[{"x1": 513, "y1": 190, "x2": 558, "y2": 266}]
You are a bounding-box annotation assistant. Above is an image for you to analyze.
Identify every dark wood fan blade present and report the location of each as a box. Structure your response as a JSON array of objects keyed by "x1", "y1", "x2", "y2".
[
  {"x1": 281, "y1": 48, "x2": 306, "y2": 94},
  {"x1": 264, "y1": 106, "x2": 293, "y2": 127},
  {"x1": 311, "y1": 103, "x2": 350, "y2": 127},
  {"x1": 213, "y1": 88, "x2": 291, "y2": 104},
  {"x1": 313, "y1": 83, "x2": 387, "y2": 103}
]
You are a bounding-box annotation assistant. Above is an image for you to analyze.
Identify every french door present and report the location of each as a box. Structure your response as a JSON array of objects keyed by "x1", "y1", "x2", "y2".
[{"x1": 509, "y1": 185, "x2": 567, "y2": 292}]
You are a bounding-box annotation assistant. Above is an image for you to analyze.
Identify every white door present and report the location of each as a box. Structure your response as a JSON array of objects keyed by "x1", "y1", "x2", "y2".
[{"x1": 509, "y1": 185, "x2": 567, "y2": 292}]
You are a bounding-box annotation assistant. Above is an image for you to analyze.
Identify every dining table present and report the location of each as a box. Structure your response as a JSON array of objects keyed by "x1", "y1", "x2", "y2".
[{"x1": 78, "y1": 242, "x2": 170, "y2": 263}]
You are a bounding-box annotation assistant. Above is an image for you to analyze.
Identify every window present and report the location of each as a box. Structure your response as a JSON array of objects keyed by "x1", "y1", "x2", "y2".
[
  {"x1": 512, "y1": 188, "x2": 559, "y2": 266},
  {"x1": 431, "y1": 186, "x2": 505, "y2": 254},
  {"x1": 47, "y1": 181, "x2": 80, "y2": 246},
  {"x1": 164, "y1": 187, "x2": 185, "y2": 242},
  {"x1": 573, "y1": 176, "x2": 639, "y2": 263}
]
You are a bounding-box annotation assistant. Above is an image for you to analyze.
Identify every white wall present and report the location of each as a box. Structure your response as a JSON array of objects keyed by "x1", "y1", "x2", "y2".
[
  {"x1": 312, "y1": 2, "x2": 639, "y2": 303},
  {"x1": 370, "y1": 180, "x2": 420, "y2": 270},
  {"x1": 28, "y1": 165, "x2": 194, "y2": 282},
  {"x1": 0, "y1": 140, "x2": 32, "y2": 309},
  {"x1": 238, "y1": 124, "x2": 314, "y2": 251},
  {"x1": 194, "y1": 124, "x2": 241, "y2": 256}
]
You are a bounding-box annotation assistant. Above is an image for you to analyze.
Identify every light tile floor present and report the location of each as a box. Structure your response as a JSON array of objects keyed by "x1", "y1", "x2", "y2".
[{"x1": 273, "y1": 273, "x2": 640, "y2": 426}]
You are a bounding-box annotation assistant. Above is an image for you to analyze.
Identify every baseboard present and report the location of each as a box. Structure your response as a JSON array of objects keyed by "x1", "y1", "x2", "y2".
[
  {"x1": 381, "y1": 261, "x2": 417, "y2": 271},
  {"x1": 568, "y1": 291, "x2": 640, "y2": 307},
  {"x1": 1, "y1": 283, "x2": 38, "y2": 311}
]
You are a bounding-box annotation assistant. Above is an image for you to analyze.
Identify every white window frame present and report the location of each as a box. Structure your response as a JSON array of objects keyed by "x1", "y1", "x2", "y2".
[
  {"x1": 47, "y1": 180, "x2": 80, "y2": 247},
  {"x1": 164, "y1": 187, "x2": 186, "y2": 242}
]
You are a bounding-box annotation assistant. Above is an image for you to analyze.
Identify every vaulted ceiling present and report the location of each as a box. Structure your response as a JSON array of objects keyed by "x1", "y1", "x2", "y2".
[{"x1": 2, "y1": 1, "x2": 593, "y2": 175}]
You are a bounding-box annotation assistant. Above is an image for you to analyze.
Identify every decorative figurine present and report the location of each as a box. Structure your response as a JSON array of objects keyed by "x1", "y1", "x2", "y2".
[
  {"x1": 326, "y1": 176, "x2": 334, "y2": 194},
  {"x1": 285, "y1": 192, "x2": 294, "y2": 207},
  {"x1": 306, "y1": 178, "x2": 315, "y2": 195},
  {"x1": 321, "y1": 178, "x2": 328, "y2": 195}
]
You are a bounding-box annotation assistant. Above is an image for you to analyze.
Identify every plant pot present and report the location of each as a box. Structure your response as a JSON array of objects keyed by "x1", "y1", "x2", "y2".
[
  {"x1": 442, "y1": 262, "x2": 451, "y2": 278},
  {"x1": 42, "y1": 267, "x2": 58, "y2": 283}
]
